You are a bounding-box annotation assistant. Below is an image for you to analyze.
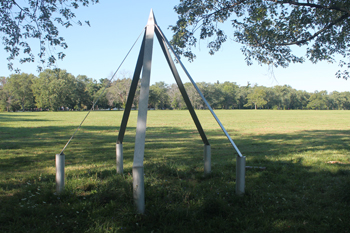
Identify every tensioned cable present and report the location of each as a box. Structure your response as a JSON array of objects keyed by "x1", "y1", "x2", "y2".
[
  {"x1": 59, "y1": 28, "x2": 146, "y2": 155},
  {"x1": 155, "y1": 24, "x2": 243, "y2": 157}
]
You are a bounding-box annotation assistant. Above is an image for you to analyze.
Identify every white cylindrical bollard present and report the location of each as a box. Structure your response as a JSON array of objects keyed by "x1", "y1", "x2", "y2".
[
  {"x1": 116, "y1": 143, "x2": 123, "y2": 174},
  {"x1": 204, "y1": 144, "x2": 211, "y2": 174},
  {"x1": 55, "y1": 153, "x2": 65, "y2": 194},
  {"x1": 133, "y1": 166, "x2": 145, "y2": 214},
  {"x1": 236, "y1": 155, "x2": 246, "y2": 196}
]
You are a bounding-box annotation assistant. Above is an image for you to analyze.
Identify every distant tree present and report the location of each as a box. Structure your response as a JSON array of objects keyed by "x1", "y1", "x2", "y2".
[
  {"x1": 245, "y1": 86, "x2": 267, "y2": 109},
  {"x1": 168, "y1": 83, "x2": 185, "y2": 109},
  {"x1": 198, "y1": 82, "x2": 225, "y2": 109},
  {"x1": 74, "y1": 75, "x2": 92, "y2": 110},
  {"x1": 92, "y1": 78, "x2": 110, "y2": 110},
  {"x1": 171, "y1": 0, "x2": 350, "y2": 79},
  {"x1": 1, "y1": 0, "x2": 99, "y2": 72},
  {"x1": 296, "y1": 90, "x2": 310, "y2": 110},
  {"x1": 106, "y1": 77, "x2": 132, "y2": 109},
  {"x1": 307, "y1": 90, "x2": 328, "y2": 109},
  {"x1": 328, "y1": 91, "x2": 343, "y2": 110},
  {"x1": 273, "y1": 85, "x2": 293, "y2": 110},
  {"x1": 5, "y1": 73, "x2": 35, "y2": 111},
  {"x1": 338, "y1": 91, "x2": 350, "y2": 110},
  {"x1": 149, "y1": 82, "x2": 170, "y2": 109},
  {"x1": 236, "y1": 82, "x2": 251, "y2": 109},
  {"x1": 32, "y1": 69, "x2": 75, "y2": 110},
  {"x1": 262, "y1": 87, "x2": 275, "y2": 109},
  {"x1": 220, "y1": 81, "x2": 238, "y2": 109},
  {"x1": 0, "y1": 77, "x2": 11, "y2": 111},
  {"x1": 84, "y1": 78, "x2": 101, "y2": 109},
  {"x1": 184, "y1": 82, "x2": 202, "y2": 109}
]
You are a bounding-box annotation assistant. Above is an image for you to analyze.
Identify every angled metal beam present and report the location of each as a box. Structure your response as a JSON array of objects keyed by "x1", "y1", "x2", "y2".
[
  {"x1": 155, "y1": 27, "x2": 210, "y2": 145},
  {"x1": 154, "y1": 24, "x2": 243, "y2": 158},
  {"x1": 117, "y1": 32, "x2": 146, "y2": 144}
]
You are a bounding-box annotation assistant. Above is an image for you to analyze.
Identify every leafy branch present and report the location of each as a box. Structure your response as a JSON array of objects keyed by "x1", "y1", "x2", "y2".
[
  {"x1": 171, "y1": 0, "x2": 350, "y2": 79},
  {"x1": 0, "y1": 0, "x2": 99, "y2": 72}
]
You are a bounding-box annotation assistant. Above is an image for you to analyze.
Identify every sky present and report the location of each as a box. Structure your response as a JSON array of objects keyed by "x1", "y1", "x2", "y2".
[{"x1": 1, "y1": 0, "x2": 350, "y2": 93}]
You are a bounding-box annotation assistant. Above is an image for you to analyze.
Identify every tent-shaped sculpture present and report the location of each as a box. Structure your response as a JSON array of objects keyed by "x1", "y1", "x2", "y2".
[
  {"x1": 56, "y1": 9, "x2": 246, "y2": 214},
  {"x1": 115, "y1": 10, "x2": 246, "y2": 214}
]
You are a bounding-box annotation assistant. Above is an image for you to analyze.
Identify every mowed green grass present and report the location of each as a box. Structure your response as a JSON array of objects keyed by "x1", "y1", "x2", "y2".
[{"x1": 0, "y1": 110, "x2": 349, "y2": 232}]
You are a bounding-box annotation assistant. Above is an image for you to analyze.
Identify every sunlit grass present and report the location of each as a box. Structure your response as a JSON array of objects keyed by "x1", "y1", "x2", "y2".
[{"x1": 0, "y1": 110, "x2": 349, "y2": 232}]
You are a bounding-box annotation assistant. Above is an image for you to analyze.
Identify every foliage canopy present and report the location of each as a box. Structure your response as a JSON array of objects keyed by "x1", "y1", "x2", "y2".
[
  {"x1": 1, "y1": 70, "x2": 350, "y2": 111},
  {"x1": 0, "y1": 0, "x2": 98, "y2": 72},
  {"x1": 170, "y1": 0, "x2": 350, "y2": 79}
]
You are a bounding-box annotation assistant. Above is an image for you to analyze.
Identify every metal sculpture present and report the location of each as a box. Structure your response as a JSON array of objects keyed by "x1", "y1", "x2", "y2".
[{"x1": 116, "y1": 10, "x2": 246, "y2": 214}]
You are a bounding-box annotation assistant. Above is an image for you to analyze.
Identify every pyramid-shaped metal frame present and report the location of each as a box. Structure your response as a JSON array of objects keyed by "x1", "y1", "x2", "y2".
[{"x1": 115, "y1": 10, "x2": 246, "y2": 214}]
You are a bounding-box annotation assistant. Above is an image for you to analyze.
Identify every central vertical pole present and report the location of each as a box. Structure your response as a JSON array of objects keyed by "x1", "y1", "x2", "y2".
[{"x1": 133, "y1": 9, "x2": 155, "y2": 214}]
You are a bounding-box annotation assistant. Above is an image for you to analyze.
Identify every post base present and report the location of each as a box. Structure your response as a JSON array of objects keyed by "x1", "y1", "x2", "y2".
[
  {"x1": 116, "y1": 143, "x2": 123, "y2": 174},
  {"x1": 236, "y1": 155, "x2": 246, "y2": 196},
  {"x1": 204, "y1": 144, "x2": 211, "y2": 174},
  {"x1": 133, "y1": 166, "x2": 145, "y2": 214},
  {"x1": 55, "y1": 153, "x2": 65, "y2": 194}
]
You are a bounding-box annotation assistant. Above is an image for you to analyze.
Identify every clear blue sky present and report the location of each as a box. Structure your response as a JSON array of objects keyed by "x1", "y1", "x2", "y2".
[{"x1": 1, "y1": 0, "x2": 349, "y2": 93}]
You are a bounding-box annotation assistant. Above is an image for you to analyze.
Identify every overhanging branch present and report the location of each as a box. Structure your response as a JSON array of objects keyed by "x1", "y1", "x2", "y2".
[
  {"x1": 276, "y1": 13, "x2": 350, "y2": 46},
  {"x1": 272, "y1": 0, "x2": 350, "y2": 15},
  {"x1": 191, "y1": 0, "x2": 246, "y2": 33}
]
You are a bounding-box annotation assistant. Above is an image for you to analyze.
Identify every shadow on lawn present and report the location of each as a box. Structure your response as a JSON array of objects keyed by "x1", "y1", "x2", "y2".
[
  {"x1": 1, "y1": 123, "x2": 349, "y2": 176},
  {"x1": 0, "y1": 114, "x2": 52, "y2": 122},
  {"x1": 1, "y1": 124, "x2": 350, "y2": 232}
]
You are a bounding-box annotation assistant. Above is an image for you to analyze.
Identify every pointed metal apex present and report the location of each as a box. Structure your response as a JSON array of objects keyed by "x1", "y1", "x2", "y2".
[{"x1": 147, "y1": 9, "x2": 156, "y2": 26}]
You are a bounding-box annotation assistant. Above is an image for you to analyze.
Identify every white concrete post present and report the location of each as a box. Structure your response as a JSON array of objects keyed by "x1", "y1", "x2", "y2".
[
  {"x1": 133, "y1": 166, "x2": 145, "y2": 214},
  {"x1": 236, "y1": 155, "x2": 246, "y2": 196},
  {"x1": 116, "y1": 143, "x2": 123, "y2": 174},
  {"x1": 204, "y1": 144, "x2": 211, "y2": 174},
  {"x1": 55, "y1": 153, "x2": 65, "y2": 194}
]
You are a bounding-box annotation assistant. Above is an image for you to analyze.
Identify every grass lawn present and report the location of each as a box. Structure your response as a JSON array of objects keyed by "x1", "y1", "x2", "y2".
[{"x1": 0, "y1": 110, "x2": 349, "y2": 232}]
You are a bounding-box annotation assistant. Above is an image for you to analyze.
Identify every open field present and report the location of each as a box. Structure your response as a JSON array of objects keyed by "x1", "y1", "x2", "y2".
[{"x1": 1, "y1": 110, "x2": 350, "y2": 232}]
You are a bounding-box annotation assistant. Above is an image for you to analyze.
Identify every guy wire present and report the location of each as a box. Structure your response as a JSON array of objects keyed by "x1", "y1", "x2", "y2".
[{"x1": 59, "y1": 28, "x2": 146, "y2": 155}]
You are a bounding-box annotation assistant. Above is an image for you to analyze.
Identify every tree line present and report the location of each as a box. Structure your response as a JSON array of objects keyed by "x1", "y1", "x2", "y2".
[{"x1": 1, "y1": 69, "x2": 350, "y2": 112}]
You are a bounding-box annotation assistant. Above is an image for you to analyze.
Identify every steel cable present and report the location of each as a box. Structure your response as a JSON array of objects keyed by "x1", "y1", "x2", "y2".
[{"x1": 59, "y1": 28, "x2": 145, "y2": 155}]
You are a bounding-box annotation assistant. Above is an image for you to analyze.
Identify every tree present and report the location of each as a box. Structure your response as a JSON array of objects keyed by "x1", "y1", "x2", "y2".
[
  {"x1": 296, "y1": 90, "x2": 310, "y2": 110},
  {"x1": 197, "y1": 82, "x2": 225, "y2": 109},
  {"x1": 84, "y1": 78, "x2": 102, "y2": 110},
  {"x1": 0, "y1": 77, "x2": 11, "y2": 111},
  {"x1": 245, "y1": 86, "x2": 267, "y2": 109},
  {"x1": 236, "y1": 82, "x2": 251, "y2": 109},
  {"x1": 273, "y1": 85, "x2": 292, "y2": 109},
  {"x1": 184, "y1": 82, "x2": 202, "y2": 109},
  {"x1": 92, "y1": 78, "x2": 110, "y2": 110},
  {"x1": 171, "y1": 0, "x2": 350, "y2": 79},
  {"x1": 74, "y1": 75, "x2": 93, "y2": 110},
  {"x1": 1, "y1": 0, "x2": 99, "y2": 72},
  {"x1": 32, "y1": 69, "x2": 76, "y2": 110},
  {"x1": 262, "y1": 86, "x2": 276, "y2": 109},
  {"x1": 307, "y1": 90, "x2": 328, "y2": 109},
  {"x1": 5, "y1": 73, "x2": 35, "y2": 111},
  {"x1": 336, "y1": 91, "x2": 350, "y2": 109},
  {"x1": 106, "y1": 77, "x2": 132, "y2": 109},
  {"x1": 168, "y1": 83, "x2": 185, "y2": 109},
  {"x1": 220, "y1": 81, "x2": 238, "y2": 109},
  {"x1": 149, "y1": 82, "x2": 170, "y2": 109}
]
